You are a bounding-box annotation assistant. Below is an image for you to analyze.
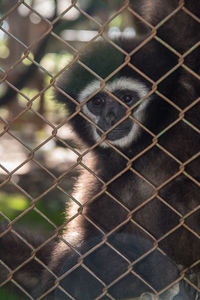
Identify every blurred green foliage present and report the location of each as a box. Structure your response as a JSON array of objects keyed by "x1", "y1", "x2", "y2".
[
  {"x1": 0, "y1": 288, "x2": 21, "y2": 300},
  {"x1": 0, "y1": 191, "x2": 66, "y2": 230}
]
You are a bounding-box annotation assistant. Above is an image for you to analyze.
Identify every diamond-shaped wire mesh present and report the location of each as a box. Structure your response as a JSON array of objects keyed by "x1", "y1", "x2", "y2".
[{"x1": 0, "y1": 0, "x2": 199, "y2": 299}]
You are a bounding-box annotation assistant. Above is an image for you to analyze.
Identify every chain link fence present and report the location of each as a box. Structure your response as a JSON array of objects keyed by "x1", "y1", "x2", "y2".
[{"x1": 0, "y1": 0, "x2": 199, "y2": 299}]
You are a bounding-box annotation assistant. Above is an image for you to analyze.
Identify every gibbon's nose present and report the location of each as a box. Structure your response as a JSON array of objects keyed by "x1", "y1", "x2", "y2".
[
  {"x1": 105, "y1": 111, "x2": 116, "y2": 126},
  {"x1": 103, "y1": 101, "x2": 121, "y2": 126}
]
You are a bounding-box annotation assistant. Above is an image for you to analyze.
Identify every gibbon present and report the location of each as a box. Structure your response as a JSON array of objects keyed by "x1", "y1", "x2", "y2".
[{"x1": 0, "y1": 1, "x2": 199, "y2": 299}]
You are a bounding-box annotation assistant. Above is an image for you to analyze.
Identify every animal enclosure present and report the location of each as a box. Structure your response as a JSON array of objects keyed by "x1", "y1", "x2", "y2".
[{"x1": 0, "y1": 0, "x2": 199, "y2": 299}]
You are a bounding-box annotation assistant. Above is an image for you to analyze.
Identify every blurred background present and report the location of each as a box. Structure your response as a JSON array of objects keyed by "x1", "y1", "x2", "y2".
[{"x1": 0, "y1": 1, "x2": 144, "y2": 297}]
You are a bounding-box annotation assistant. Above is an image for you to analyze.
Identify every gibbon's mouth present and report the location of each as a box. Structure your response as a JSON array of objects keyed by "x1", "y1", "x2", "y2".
[{"x1": 96, "y1": 127, "x2": 132, "y2": 141}]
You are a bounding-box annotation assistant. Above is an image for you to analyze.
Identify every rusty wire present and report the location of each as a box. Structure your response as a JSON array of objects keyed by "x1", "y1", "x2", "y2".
[{"x1": 0, "y1": 0, "x2": 200, "y2": 299}]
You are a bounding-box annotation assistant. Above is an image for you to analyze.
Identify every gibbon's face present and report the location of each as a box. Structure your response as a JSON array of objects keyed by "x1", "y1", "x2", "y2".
[{"x1": 79, "y1": 77, "x2": 150, "y2": 148}]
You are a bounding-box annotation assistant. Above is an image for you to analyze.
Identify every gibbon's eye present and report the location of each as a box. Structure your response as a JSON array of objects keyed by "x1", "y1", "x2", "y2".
[
  {"x1": 92, "y1": 97, "x2": 104, "y2": 106},
  {"x1": 122, "y1": 94, "x2": 134, "y2": 105}
]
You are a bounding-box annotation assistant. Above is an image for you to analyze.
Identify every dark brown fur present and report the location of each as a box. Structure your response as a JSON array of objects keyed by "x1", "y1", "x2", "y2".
[{"x1": 0, "y1": 1, "x2": 199, "y2": 299}]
